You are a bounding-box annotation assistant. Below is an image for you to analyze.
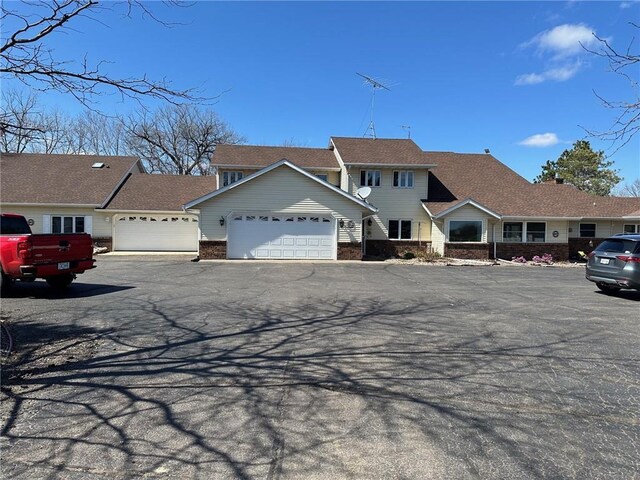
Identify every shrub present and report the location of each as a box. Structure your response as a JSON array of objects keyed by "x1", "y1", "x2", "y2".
[
  {"x1": 417, "y1": 250, "x2": 442, "y2": 262},
  {"x1": 402, "y1": 251, "x2": 416, "y2": 260},
  {"x1": 532, "y1": 253, "x2": 554, "y2": 265},
  {"x1": 511, "y1": 256, "x2": 527, "y2": 263}
]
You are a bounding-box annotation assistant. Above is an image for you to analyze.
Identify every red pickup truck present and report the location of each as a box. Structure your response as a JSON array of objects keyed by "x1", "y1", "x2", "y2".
[{"x1": 1, "y1": 213, "x2": 96, "y2": 291}]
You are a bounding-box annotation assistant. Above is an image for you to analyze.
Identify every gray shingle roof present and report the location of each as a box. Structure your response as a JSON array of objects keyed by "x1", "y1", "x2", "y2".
[
  {"x1": 213, "y1": 144, "x2": 340, "y2": 170},
  {"x1": 0, "y1": 153, "x2": 140, "y2": 206},
  {"x1": 105, "y1": 174, "x2": 218, "y2": 211}
]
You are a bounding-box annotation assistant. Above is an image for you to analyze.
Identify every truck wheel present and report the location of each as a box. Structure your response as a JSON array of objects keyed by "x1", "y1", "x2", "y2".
[
  {"x1": 46, "y1": 273, "x2": 74, "y2": 290},
  {"x1": 0, "y1": 271, "x2": 10, "y2": 294}
]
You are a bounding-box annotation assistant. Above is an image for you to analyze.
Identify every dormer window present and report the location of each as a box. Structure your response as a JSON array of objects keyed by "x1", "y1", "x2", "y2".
[
  {"x1": 222, "y1": 171, "x2": 243, "y2": 186},
  {"x1": 360, "y1": 170, "x2": 381, "y2": 187},
  {"x1": 393, "y1": 171, "x2": 414, "y2": 188}
]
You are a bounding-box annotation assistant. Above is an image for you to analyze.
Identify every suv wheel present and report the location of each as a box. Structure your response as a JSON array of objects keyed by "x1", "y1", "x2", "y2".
[{"x1": 596, "y1": 282, "x2": 620, "y2": 294}]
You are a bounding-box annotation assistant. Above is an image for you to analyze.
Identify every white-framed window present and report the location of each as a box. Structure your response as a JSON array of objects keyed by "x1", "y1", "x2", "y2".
[
  {"x1": 449, "y1": 220, "x2": 482, "y2": 242},
  {"x1": 503, "y1": 222, "x2": 523, "y2": 242},
  {"x1": 360, "y1": 170, "x2": 381, "y2": 187},
  {"x1": 50, "y1": 215, "x2": 90, "y2": 234},
  {"x1": 222, "y1": 171, "x2": 243, "y2": 187},
  {"x1": 316, "y1": 174, "x2": 328, "y2": 182},
  {"x1": 393, "y1": 171, "x2": 414, "y2": 188},
  {"x1": 526, "y1": 222, "x2": 546, "y2": 243},
  {"x1": 388, "y1": 219, "x2": 412, "y2": 240},
  {"x1": 623, "y1": 224, "x2": 640, "y2": 234},
  {"x1": 579, "y1": 223, "x2": 596, "y2": 238}
]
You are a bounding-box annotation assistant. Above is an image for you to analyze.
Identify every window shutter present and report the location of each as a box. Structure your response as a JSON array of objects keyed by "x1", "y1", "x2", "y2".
[
  {"x1": 42, "y1": 215, "x2": 51, "y2": 233},
  {"x1": 84, "y1": 216, "x2": 93, "y2": 235}
]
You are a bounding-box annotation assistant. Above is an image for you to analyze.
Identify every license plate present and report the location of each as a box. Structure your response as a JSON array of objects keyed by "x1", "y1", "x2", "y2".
[
  {"x1": 600, "y1": 258, "x2": 610, "y2": 265},
  {"x1": 58, "y1": 262, "x2": 70, "y2": 270}
]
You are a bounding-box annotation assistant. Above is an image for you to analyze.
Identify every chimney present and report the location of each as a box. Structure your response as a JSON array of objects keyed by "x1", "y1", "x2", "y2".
[{"x1": 555, "y1": 173, "x2": 564, "y2": 185}]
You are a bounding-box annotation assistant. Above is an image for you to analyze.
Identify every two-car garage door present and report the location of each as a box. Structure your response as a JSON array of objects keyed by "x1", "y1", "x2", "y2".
[{"x1": 228, "y1": 213, "x2": 336, "y2": 259}]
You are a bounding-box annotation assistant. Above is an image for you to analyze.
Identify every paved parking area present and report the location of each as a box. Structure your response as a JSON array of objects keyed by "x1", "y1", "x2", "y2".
[{"x1": 1, "y1": 257, "x2": 638, "y2": 479}]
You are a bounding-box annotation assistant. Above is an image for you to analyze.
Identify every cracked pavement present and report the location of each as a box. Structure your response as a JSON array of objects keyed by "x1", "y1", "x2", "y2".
[{"x1": 1, "y1": 257, "x2": 638, "y2": 479}]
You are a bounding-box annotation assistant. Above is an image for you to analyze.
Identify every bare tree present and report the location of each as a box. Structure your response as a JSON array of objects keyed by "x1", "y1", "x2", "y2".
[
  {"x1": 615, "y1": 178, "x2": 640, "y2": 197},
  {"x1": 68, "y1": 111, "x2": 129, "y2": 156},
  {"x1": 0, "y1": 1, "x2": 201, "y2": 135},
  {"x1": 582, "y1": 23, "x2": 639, "y2": 151},
  {"x1": 0, "y1": 89, "x2": 41, "y2": 153},
  {"x1": 125, "y1": 104, "x2": 245, "y2": 175}
]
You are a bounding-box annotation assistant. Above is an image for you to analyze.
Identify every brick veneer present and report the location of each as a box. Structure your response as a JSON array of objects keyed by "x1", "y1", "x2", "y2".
[
  {"x1": 365, "y1": 240, "x2": 433, "y2": 258},
  {"x1": 568, "y1": 237, "x2": 607, "y2": 259},
  {"x1": 495, "y1": 242, "x2": 570, "y2": 261},
  {"x1": 337, "y1": 242, "x2": 362, "y2": 260},
  {"x1": 445, "y1": 243, "x2": 491, "y2": 260},
  {"x1": 199, "y1": 241, "x2": 227, "y2": 259},
  {"x1": 92, "y1": 236, "x2": 112, "y2": 252}
]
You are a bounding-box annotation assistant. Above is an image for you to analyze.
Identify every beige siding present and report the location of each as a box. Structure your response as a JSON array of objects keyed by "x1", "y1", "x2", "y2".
[
  {"x1": 198, "y1": 166, "x2": 369, "y2": 243},
  {"x1": 568, "y1": 220, "x2": 632, "y2": 238},
  {"x1": 431, "y1": 220, "x2": 445, "y2": 255},
  {"x1": 497, "y1": 219, "x2": 568, "y2": 243},
  {"x1": 344, "y1": 167, "x2": 430, "y2": 241},
  {"x1": 1, "y1": 205, "x2": 112, "y2": 237},
  {"x1": 219, "y1": 168, "x2": 340, "y2": 188},
  {"x1": 444, "y1": 205, "x2": 491, "y2": 242}
]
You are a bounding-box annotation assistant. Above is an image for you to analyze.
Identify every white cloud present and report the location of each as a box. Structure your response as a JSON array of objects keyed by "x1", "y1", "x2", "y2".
[
  {"x1": 620, "y1": 2, "x2": 632, "y2": 9},
  {"x1": 515, "y1": 60, "x2": 582, "y2": 85},
  {"x1": 518, "y1": 133, "x2": 560, "y2": 147},
  {"x1": 522, "y1": 23, "x2": 598, "y2": 58}
]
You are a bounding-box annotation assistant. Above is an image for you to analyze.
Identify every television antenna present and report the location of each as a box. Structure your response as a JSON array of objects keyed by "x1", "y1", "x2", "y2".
[
  {"x1": 357, "y1": 72, "x2": 391, "y2": 139},
  {"x1": 401, "y1": 125, "x2": 411, "y2": 139}
]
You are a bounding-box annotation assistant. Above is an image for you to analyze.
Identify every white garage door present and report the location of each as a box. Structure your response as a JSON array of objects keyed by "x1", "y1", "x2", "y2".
[
  {"x1": 228, "y1": 213, "x2": 336, "y2": 259},
  {"x1": 114, "y1": 215, "x2": 199, "y2": 251}
]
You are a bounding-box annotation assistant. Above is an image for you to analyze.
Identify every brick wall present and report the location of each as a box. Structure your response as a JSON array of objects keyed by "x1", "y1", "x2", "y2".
[
  {"x1": 445, "y1": 243, "x2": 491, "y2": 260},
  {"x1": 92, "y1": 236, "x2": 112, "y2": 252},
  {"x1": 365, "y1": 240, "x2": 433, "y2": 259},
  {"x1": 199, "y1": 241, "x2": 227, "y2": 259},
  {"x1": 495, "y1": 243, "x2": 570, "y2": 261},
  {"x1": 568, "y1": 238, "x2": 607, "y2": 259},
  {"x1": 337, "y1": 242, "x2": 362, "y2": 260}
]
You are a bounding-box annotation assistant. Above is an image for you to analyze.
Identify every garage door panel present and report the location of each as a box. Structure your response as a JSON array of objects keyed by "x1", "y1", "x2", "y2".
[
  {"x1": 228, "y1": 213, "x2": 336, "y2": 259},
  {"x1": 115, "y1": 215, "x2": 198, "y2": 251}
]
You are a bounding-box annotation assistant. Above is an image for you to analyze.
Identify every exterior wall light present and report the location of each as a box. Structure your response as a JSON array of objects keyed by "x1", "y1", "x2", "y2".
[
  {"x1": 219, "y1": 216, "x2": 225, "y2": 226},
  {"x1": 339, "y1": 219, "x2": 345, "y2": 228}
]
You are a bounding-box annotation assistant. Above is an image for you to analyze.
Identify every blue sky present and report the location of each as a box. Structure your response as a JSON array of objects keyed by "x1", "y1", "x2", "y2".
[{"x1": 4, "y1": 1, "x2": 639, "y2": 185}]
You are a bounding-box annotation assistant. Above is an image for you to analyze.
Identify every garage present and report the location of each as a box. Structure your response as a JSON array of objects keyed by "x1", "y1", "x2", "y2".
[
  {"x1": 113, "y1": 214, "x2": 199, "y2": 252},
  {"x1": 228, "y1": 213, "x2": 336, "y2": 259}
]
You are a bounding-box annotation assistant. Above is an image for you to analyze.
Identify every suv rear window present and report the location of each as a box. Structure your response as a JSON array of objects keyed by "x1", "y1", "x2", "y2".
[{"x1": 595, "y1": 239, "x2": 640, "y2": 254}]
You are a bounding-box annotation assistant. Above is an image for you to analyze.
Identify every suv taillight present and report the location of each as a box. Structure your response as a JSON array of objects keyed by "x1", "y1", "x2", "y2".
[
  {"x1": 616, "y1": 255, "x2": 640, "y2": 263},
  {"x1": 587, "y1": 251, "x2": 595, "y2": 258},
  {"x1": 17, "y1": 240, "x2": 32, "y2": 259}
]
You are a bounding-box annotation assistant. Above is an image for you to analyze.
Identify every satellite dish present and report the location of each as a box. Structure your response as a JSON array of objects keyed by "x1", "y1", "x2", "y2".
[{"x1": 356, "y1": 186, "x2": 372, "y2": 199}]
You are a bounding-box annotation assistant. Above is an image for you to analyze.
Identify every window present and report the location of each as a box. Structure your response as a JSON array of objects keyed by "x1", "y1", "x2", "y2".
[
  {"x1": 579, "y1": 223, "x2": 596, "y2": 237},
  {"x1": 393, "y1": 171, "x2": 414, "y2": 188},
  {"x1": 449, "y1": 220, "x2": 482, "y2": 242},
  {"x1": 222, "y1": 171, "x2": 243, "y2": 186},
  {"x1": 316, "y1": 174, "x2": 328, "y2": 182},
  {"x1": 526, "y1": 222, "x2": 546, "y2": 243},
  {"x1": 52, "y1": 215, "x2": 86, "y2": 234},
  {"x1": 360, "y1": 170, "x2": 381, "y2": 187},
  {"x1": 503, "y1": 222, "x2": 523, "y2": 242},
  {"x1": 388, "y1": 220, "x2": 412, "y2": 240},
  {"x1": 623, "y1": 224, "x2": 639, "y2": 234}
]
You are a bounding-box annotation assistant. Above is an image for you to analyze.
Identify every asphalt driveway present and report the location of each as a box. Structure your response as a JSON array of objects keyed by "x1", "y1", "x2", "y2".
[{"x1": 1, "y1": 257, "x2": 638, "y2": 479}]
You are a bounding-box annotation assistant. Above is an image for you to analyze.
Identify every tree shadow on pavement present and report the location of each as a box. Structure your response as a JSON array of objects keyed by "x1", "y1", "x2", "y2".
[{"x1": 1, "y1": 297, "x2": 636, "y2": 479}]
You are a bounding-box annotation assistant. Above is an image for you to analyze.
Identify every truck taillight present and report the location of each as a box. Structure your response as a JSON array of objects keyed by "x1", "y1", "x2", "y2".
[
  {"x1": 616, "y1": 255, "x2": 640, "y2": 263},
  {"x1": 17, "y1": 240, "x2": 32, "y2": 259}
]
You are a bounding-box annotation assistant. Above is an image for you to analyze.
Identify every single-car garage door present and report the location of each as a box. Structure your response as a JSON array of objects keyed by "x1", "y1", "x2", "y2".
[
  {"x1": 114, "y1": 214, "x2": 199, "y2": 251},
  {"x1": 228, "y1": 213, "x2": 336, "y2": 259}
]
